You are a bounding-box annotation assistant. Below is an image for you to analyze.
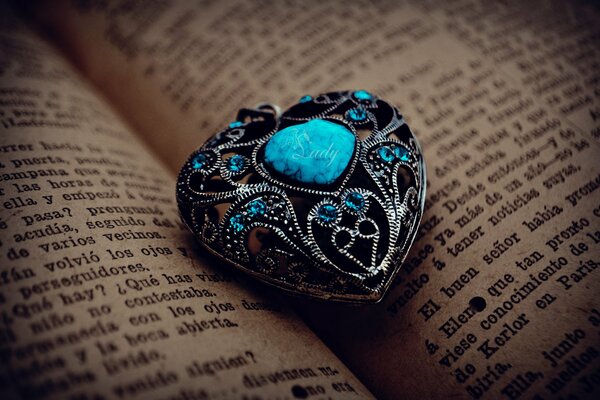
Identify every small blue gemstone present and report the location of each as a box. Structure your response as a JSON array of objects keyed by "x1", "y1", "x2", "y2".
[
  {"x1": 317, "y1": 204, "x2": 337, "y2": 222},
  {"x1": 192, "y1": 153, "x2": 208, "y2": 169},
  {"x1": 299, "y1": 95, "x2": 312, "y2": 103},
  {"x1": 247, "y1": 199, "x2": 267, "y2": 217},
  {"x1": 227, "y1": 155, "x2": 246, "y2": 172},
  {"x1": 229, "y1": 121, "x2": 244, "y2": 128},
  {"x1": 394, "y1": 146, "x2": 410, "y2": 161},
  {"x1": 345, "y1": 192, "x2": 365, "y2": 211},
  {"x1": 353, "y1": 90, "x2": 373, "y2": 101},
  {"x1": 347, "y1": 107, "x2": 367, "y2": 122},
  {"x1": 378, "y1": 146, "x2": 395, "y2": 163},
  {"x1": 229, "y1": 214, "x2": 245, "y2": 232}
]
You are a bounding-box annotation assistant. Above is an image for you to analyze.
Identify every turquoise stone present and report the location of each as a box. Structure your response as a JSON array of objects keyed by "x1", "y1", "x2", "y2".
[
  {"x1": 229, "y1": 214, "x2": 245, "y2": 232},
  {"x1": 345, "y1": 192, "x2": 365, "y2": 211},
  {"x1": 192, "y1": 153, "x2": 208, "y2": 169},
  {"x1": 227, "y1": 155, "x2": 246, "y2": 172},
  {"x1": 264, "y1": 119, "x2": 355, "y2": 185},
  {"x1": 229, "y1": 121, "x2": 244, "y2": 128},
  {"x1": 378, "y1": 146, "x2": 395, "y2": 163},
  {"x1": 299, "y1": 95, "x2": 312, "y2": 103},
  {"x1": 347, "y1": 107, "x2": 367, "y2": 122},
  {"x1": 394, "y1": 146, "x2": 410, "y2": 161},
  {"x1": 247, "y1": 199, "x2": 266, "y2": 217},
  {"x1": 318, "y1": 204, "x2": 337, "y2": 222},
  {"x1": 353, "y1": 90, "x2": 373, "y2": 101}
]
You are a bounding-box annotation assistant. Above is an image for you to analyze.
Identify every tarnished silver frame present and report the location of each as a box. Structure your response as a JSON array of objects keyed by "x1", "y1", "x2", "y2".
[{"x1": 177, "y1": 90, "x2": 426, "y2": 303}]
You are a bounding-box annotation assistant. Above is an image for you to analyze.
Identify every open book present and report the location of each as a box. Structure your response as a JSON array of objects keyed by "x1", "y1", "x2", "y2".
[{"x1": 1, "y1": 1, "x2": 599, "y2": 398}]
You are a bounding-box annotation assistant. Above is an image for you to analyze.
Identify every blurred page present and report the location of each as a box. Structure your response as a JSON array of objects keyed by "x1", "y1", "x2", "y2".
[{"x1": 31, "y1": 1, "x2": 600, "y2": 398}]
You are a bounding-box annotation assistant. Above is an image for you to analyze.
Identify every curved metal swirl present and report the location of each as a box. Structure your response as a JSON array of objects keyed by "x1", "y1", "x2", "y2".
[{"x1": 176, "y1": 90, "x2": 426, "y2": 302}]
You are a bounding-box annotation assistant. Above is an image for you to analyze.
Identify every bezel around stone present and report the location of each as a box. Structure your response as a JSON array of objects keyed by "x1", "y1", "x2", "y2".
[
  {"x1": 344, "y1": 191, "x2": 366, "y2": 212},
  {"x1": 252, "y1": 116, "x2": 362, "y2": 196},
  {"x1": 226, "y1": 154, "x2": 247, "y2": 173},
  {"x1": 311, "y1": 201, "x2": 341, "y2": 226},
  {"x1": 176, "y1": 90, "x2": 426, "y2": 303},
  {"x1": 394, "y1": 145, "x2": 410, "y2": 161},
  {"x1": 346, "y1": 107, "x2": 367, "y2": 122}
]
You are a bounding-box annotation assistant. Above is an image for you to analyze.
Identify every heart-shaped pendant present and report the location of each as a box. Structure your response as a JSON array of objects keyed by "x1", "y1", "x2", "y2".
[{"x1": 177, "y1": 90, "x2": 426, "y2": 303}]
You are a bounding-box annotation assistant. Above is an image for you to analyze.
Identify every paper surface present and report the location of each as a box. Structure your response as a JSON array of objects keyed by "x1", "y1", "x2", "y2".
[
  {"x1": 20, "y1": 0, "x2": 600, "y2": 398},
  {"x1": 0, "y1": 10, "x2": 373, "y2": 399}
]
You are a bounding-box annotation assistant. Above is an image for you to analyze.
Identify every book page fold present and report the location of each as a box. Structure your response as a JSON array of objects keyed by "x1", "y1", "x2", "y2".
[
  {"x1": 29, "y1": 1, "x2": 600, "y2": 398},
  {"x1": 0, "y1": 9, "x2": 373, "y2": 399}
]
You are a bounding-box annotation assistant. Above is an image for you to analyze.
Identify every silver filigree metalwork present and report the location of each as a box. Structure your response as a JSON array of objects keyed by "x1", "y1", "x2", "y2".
[{"x1": 177, "y1": 90, "x2": 426, "y2": 302}]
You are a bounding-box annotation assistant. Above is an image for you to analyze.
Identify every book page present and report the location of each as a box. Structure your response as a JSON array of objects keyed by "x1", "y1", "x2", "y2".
[
  {"x1": 29, "y1": 0, "x2": 600, "y2": 398},
  {"x1": 0, "y1": 10, "x2": 373, "y2": 400}
]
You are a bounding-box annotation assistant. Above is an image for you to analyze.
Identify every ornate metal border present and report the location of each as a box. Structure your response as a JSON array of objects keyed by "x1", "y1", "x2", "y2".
[{"x1": 176, "y1": 90, "x2": 426, "y2": 302}]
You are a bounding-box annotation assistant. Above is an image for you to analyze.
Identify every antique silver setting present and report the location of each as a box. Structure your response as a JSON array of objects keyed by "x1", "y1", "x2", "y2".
[{"x1": 176, "y1": 90, "x2": 426, "y2": 302}]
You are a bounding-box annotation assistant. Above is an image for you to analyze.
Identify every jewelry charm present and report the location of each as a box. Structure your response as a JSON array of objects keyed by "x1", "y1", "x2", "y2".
[{"x1": 176, "y1": 90, "x2": 426, "y2": 302}]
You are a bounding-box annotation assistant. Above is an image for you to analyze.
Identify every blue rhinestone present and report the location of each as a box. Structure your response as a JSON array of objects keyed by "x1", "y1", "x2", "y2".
[
  {"x1": 394, "y1": 146, "x2": 410, "y2": 161},
  {"x1": 192, "y1": 153, "x2": 208, "y2": 169},
  {"x1": 377, "y1": 146, "x2": 395, "y2": 163},
  {"x1": 227, "y1": 155, "x2": 246, "y2": 172},
  {"x1": 247, "y1": 199, "x2": 267, "y2": 217},
  {"x1": 229, "y1": 121, "x2": 244, "y2": 128},
  {"x1": 299, "y1": 95, "x2": 312, "y2": 103},
  {"x1": 345, "y1": 192, "x2": 365, "y2": 211},
  {"x1": 347, "y1": 107, "x2": 367, "y2": 122},
  {"x1": 229, "y1": 214, "x2": 245, "y2": 232},
  {"x1": 317, "y1": 204, "x2": 337, "y2": 222},
  {"x1": 353, "y1": 90, "x2": 373, "y2": 101}
]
